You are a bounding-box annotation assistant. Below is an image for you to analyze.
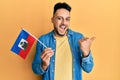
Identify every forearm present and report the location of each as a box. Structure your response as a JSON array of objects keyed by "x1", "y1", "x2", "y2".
[{"x1": 81, "y1": 53, "x2": 94, "y2": 73}]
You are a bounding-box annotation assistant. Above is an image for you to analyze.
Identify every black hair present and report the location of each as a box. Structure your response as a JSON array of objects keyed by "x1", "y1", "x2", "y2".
[{"x1": 53, "y1": 2, "x2": 71, "y2": 14}]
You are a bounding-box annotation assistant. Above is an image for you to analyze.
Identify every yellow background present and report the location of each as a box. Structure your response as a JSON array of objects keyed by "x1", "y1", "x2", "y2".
[{"x1": 0, "y1": 0, "x2": 120, "y2": 80}]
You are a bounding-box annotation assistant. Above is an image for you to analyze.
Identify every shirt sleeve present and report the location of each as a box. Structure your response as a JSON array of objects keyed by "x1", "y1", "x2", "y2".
[
  {"x1": 32, "y1": 39, "x2": 48, "y2": 75},
  {"x1": 81, "y1": 52, "x2": 94, "y2": 73}
]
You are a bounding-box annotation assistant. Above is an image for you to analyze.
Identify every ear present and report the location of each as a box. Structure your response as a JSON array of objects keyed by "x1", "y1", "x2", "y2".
[{"x1": 51, "y1": 17, "x2": 54, "y2": 23}]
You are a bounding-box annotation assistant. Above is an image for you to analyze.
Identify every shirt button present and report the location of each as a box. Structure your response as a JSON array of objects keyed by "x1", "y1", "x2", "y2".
[
  {"x1": 73, "y1": 68, "x2": 75, "y2": 71},
  {"x1": 52, "y1": 70, "x2": 54, "y2": 72},
  {"x1": 53, "y1": 60, "x2": 55, "y2": 62},
  {"x1": 73, "y1": 59, "x2": 75, "y2": 62}
]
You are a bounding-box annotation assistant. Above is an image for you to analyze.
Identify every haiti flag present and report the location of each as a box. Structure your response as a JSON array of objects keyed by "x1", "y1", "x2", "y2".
[{"x1": 11, "y1": 29, "x2": 36, "y2": 59}]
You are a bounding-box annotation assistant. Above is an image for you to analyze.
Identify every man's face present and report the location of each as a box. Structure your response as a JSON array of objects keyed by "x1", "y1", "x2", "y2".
[{"x1": 51, "y1": 8, "x2": 70, "y2": 37}]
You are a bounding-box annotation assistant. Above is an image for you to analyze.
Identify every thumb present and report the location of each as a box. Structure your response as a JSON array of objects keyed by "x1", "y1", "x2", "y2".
[{"x1": 90, "y1": 37, "x2": 96, "y2": 42}]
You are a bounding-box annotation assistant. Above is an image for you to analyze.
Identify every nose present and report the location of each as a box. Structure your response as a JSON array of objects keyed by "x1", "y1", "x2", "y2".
[{"x1": 61, "y1": 19, "x2": 66, "y2": 25}]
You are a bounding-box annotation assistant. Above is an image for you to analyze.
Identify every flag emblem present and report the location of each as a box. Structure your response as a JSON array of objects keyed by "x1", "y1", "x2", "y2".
[
  {"x1": 18, "y1": 38, "x2": 28, "y2": 50},
  {"x1": 11, "y1": 29, "x2": 35, "y2": 59}
]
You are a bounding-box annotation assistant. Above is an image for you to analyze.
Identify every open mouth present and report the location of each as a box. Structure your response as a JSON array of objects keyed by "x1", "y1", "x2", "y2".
[{"x1": 59, "y1": 25, "x2": 66, "y2": 32}]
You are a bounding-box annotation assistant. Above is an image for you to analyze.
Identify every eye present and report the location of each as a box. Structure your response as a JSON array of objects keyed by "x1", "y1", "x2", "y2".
[
  {"x1": 66, "y1": 17, "x2": 70, "y2": 21},
  {"x1": 57, "y1": 17, "x2": 62, "y2": 20}
]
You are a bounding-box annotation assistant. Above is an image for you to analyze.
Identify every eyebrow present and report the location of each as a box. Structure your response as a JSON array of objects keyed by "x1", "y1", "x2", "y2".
[{"x1": 55, "y1": 16, "x2": 70, "y2": 18}]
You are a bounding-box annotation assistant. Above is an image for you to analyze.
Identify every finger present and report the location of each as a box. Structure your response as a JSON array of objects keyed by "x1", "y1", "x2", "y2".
[
  {"x1": 42, "y1": 52, "x2": 54, "y2": 60},
  {"x1": 41, "y1": 49, "x2": 54, "y2": 58},
  {"x1": 79, "y1": 37, "x2": 89, "y2": 43},
  {"x1": 42, "y1": 55, "x2": 50, "y2": 64},
  {"x1": 44, "y1": 48, "x2": 53, "y2": 52},
  {"x1": 42, "y1": 48, "x2": 54, "y2": 55},
  {"x1": 90, "y1": 37, "x2": 96, "y2": 42},
  {"x1": 41, "y1": 51, "x2": 54, "y2": 59},
  {"x1": 84, "y1": 37, "x2": 89, "y2": 40}
]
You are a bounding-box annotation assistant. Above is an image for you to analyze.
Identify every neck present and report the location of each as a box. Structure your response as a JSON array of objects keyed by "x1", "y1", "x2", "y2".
[{"x1": 54, "y1": 31, "x2": 67, "y2": 38}]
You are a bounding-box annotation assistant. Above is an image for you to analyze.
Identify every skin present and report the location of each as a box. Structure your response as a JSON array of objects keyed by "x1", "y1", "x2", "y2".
[{"x1": 41, "y1": 8, "x2": 95, "y2": 70}]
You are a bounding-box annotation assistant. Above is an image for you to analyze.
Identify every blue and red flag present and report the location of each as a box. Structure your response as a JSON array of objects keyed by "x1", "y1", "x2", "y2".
[{"x1": 11, "y1": 29, "x2": 36, "y2": 59}]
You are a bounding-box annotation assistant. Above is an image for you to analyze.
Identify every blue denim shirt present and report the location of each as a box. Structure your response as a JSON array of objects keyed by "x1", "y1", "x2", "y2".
[{"x1": 32, "y1": 29, "x2": 94, "y2": 80}]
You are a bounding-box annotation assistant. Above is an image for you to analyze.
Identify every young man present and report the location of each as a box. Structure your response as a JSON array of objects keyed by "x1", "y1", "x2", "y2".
[{"x1": 32, "y1": 2, "x2": 95, "y2": 80}]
